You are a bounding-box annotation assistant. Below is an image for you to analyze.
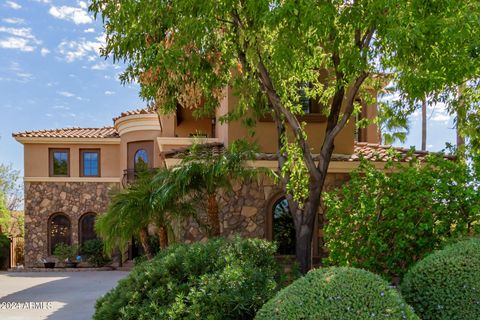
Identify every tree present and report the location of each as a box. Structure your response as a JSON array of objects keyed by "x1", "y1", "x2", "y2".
[
  {"x1": 91, "y1": 0, "x2": 480, "y2": 273},
  {"x1": 163, "y1": 141, "x2": 257, "y2": 237},
  {"x1": 0, "y1": 164, "x2": 22, "y2": 211},
  {"x1": 0, "y1": 193, "x2": 9, "y2": 235},
  {"x1": 97, "y1": 169, "x2": 191, "y2": 257}
]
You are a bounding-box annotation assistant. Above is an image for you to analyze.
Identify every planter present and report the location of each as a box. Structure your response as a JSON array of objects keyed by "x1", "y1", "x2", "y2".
[
  {"x1": 65, "y1": 262, "x2": 78, "y2": 268},
  {"x1": 44, "y1": 262, "x2": 55, "y2": 269}
]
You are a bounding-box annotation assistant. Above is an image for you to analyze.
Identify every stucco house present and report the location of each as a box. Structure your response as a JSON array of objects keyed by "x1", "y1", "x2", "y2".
[{"x1": 13, "y1": 87, "x2": 429, "y2": 268}]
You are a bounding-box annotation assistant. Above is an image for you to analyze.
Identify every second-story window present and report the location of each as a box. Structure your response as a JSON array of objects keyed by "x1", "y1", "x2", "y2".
[
  {"x1": 80, "y1": 149, "x2": 100, "y2": 177},
  {"x1": 134, "y1": 149, "x2": 149, "y2": 169},
  {"x1": 49, "y1": 149, "x2": 70, "y2": 177}
]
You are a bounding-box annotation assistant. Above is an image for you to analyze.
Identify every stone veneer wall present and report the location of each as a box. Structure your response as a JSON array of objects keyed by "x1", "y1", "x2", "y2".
[
  {"x1": 181, "y1": 173, "x2": 350, "y2": 258},
  {"x1": 24, "y1": 181, "x2": 119, "y2": 267}
]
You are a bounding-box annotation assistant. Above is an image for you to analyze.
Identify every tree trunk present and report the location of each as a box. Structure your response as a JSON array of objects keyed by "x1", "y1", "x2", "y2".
[
  {"x1": 291, "y1": 181, "x2": 322, "y2": 274},
  {"x1": 139, "y1": 227, "x2": 153, "y2": 259},
  {"x1": 207, "y1": 194, "x2": 220, "y2": 237},
  {"x1": 421, "y1": 98, "x2": 427, "y2": 151},
  {"x1": 158, "y1": 225, "x2": 169, "y2": 249}
]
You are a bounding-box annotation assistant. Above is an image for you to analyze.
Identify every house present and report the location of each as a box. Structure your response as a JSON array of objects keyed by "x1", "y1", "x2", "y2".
[{"x1": 13, "y1": 88, "x2": 427, "y2": 268}]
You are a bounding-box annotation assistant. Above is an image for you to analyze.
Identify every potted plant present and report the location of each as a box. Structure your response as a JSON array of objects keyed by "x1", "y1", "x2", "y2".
[
  {"x1": 53, "y1": 243, "x2": 79, "y2": 268},
  {"x1": 42, "y1": 258, "x2": 56, "y2": 269}
]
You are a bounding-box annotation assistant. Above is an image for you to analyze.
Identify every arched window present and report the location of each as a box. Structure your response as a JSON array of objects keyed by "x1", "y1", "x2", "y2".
[
  {"x1": 134, "y1": 149, "x2": 149, "y2": 169},
  {"x1": 49, "y1": 213, "x2": 71, "y2": 255},
  {"x1": 271, "y1": 197, "x2": 296, "y2": 255},
  {"x1": 79, "y1": 212, "x2": 97, "y2": 246}
]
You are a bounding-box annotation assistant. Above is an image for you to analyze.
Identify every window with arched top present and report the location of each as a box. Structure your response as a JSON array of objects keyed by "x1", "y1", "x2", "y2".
[
  {"x1": 79, "y1": 212, "x2": 97, "y2": 246},
  {"x1": 49, "y1": 213, "x2": 71, "y2": 255},
  {"x1": 134, "y1": 149, "x2": 149, "y2": 169},
  {"x1": 268, "y1": 196, "x2": 296, "y2": 255}
]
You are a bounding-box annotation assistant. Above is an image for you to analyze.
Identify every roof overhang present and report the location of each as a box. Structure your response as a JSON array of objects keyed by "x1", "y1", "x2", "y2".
[{"x1": 14, "y1": 137, "x2": 121, "y2": 145}]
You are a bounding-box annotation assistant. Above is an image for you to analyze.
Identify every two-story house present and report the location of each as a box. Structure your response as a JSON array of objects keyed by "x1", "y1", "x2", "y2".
[{"x1": 14, "y1": 87, "x2": 426, "y2": 268}]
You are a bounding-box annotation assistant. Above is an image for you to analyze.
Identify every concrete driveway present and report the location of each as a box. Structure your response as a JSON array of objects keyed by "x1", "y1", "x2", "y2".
[{"x1": 0, "y1": 271, "x2": 129, "y2": 320}]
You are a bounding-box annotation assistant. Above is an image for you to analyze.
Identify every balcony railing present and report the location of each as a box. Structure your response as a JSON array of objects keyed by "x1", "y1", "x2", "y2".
[{"x1": 122, "y1": 168, "x2": 157, "y2": 187}]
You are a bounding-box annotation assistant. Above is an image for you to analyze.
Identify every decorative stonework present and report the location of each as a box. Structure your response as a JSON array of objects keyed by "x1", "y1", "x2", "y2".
[
  {"x1": 24, "y1": 181, "x2": 119, "y2": 267},
  {"x1": 181, "y1": 173, "x2": 350, "y2": 258}
]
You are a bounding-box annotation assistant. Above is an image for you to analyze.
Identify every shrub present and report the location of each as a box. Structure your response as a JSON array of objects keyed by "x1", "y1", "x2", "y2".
[
  {"x1": 324, "y1": 155, "x2": 480, "y2": 280},
  {"x1": 94, "y1": 237, "x2": 281, "y2": 320},
  {"x1": 256, "y1": 267, "x2": 418, "y2": 320},
  {"x1": 53, "y1": 243, "x2": 78, "y2": 263},
  {"x1": 80, "y1": 239, "x2": 111, "y2": 267},
  {"x1": 0, "y1": 234, "x2": 10, "y2": 269},
  {"x1": 400, "y1": 238, "x2": 480, "y2": 320}
]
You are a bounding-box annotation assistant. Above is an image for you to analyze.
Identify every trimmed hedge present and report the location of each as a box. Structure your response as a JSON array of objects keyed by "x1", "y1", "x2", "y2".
[
  {"x1": 94, "y1": 237, "x2": 281, "y2": 320},
  {"x1": 256, "y1": 267, "x2": 418, "y2": 320},
  {"x1": 401, "y1": 238, "x2": 480, "y2": 320}
]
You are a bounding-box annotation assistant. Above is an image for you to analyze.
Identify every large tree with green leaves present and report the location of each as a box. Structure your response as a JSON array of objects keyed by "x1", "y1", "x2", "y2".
[{"x1": 91, "y1": 0, "x2": 479, "y2": 273}]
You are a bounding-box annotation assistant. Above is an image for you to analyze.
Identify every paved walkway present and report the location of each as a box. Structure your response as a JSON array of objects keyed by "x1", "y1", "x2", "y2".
[{"x1": 0, "y1": 271, "x2": 129, "y2": 320}]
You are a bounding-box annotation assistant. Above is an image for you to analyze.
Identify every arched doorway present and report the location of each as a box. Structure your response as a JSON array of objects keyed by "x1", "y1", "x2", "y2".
[
  {"x1": 48, "y1": 213, "x2": 71, "y2": 255},
  {"x1": 79, "y1": 212, "x2": 97, "y2": 246},
  {"x1": 267, "y1": 196, "x2": 296, "y2": 255}
]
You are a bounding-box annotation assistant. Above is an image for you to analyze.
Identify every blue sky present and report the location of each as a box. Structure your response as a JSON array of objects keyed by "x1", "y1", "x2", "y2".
[{"x1": 0, "y1": 0, "x2": 457, "y2": 175}]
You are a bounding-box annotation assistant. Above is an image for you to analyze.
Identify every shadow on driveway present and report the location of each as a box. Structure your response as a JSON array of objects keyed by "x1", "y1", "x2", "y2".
[{"x1": 0, "y1": 271, "x2": 128, "y2": 320}]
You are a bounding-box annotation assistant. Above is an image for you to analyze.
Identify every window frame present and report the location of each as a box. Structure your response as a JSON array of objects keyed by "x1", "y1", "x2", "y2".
[
  {"x1": 48, "y1": 213, "x2": 71, "y2": 255},
  {"x1": 49, "y1": 148, "x2": 70, "y2": 177},
  {"x1": 79, "y1": 212, "x2": 98, "y2": 246},
  {"x1": 79, "y1": 149, "x2": 101, "y2": 177}
]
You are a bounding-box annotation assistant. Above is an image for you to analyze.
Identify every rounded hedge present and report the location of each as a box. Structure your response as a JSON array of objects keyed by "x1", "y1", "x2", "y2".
[
  {"x1": 94, "y1": 237, "x2": 281, "y2": 320},
  {"x1": 255, "y1": 267, "x2": 418, "y2": 320},
  {"x1": 400, "y1": 238, "x2": 480, "y2": 320}
]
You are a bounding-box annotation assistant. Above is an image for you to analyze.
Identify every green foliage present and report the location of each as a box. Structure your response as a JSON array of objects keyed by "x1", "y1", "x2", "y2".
[
  {"x1": 0, "y1": 234, "x2": 10, "y2": 269},
  {"x1": 96, "y1": 169, "x2": 180, "y2": 255},
  {"x1": 0, "y1": 163, "x2": 22, "y2": 211},
  {"x1": 53, "y1": 243, "x2": 78, "y2": 263},
  {"x1": 324, "y1": 154, "x2": 480, "y2": 280},
  {"x1": 400, "y1": 238, "x2": 480, "y2": 320},
  {"x1": 0, "y1": 195, "x2": 9, "y2": 236},
  {"x1": 94, "y1": 237, "x2": 281, "y2": 320},
  {"x1": 80, "y1": 239, "x2": 111, "y2": 267},
  {"x1": 256, "y1": 267, "x2": 419, "y2": 320}
]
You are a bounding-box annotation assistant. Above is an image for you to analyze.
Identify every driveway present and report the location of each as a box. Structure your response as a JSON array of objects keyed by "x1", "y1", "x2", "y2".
[{"x1": 0, "y1": 271, "x2": 129, "y2": 320}]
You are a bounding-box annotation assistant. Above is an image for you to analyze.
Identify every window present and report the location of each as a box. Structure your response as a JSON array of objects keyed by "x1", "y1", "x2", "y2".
[
  {"x1": 80, "y1": 149, "x2": 100, "y2": 177},
  {"x1": 272, "y1": 197, "x2": 296, "y2": 255},
  {"x1": 49, "y1": 213, "x2": 71, "y2": 254},
  {"x1": 299, "y1": 82, "x2": 311, "y2": 114},
  {"x1": 134, "y1": 149, "x2": 149, "y2": 169},
  {"x1": 49, "y1": 149, "x2": 69, "y2": 177},
  {"x1": 79, "y1": 213, "x2": 97, "y2": 246}
]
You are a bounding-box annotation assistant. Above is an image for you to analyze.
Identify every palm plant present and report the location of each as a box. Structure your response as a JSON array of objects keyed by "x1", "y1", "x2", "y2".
[
  {"x1": 169, "y1": 141, "x2": 258, "y2": 237},
  {"x1": 96, "y1": 172, "x2": 156, "y2": 259},
  {"x1": 96, "y1": 167, "x2": 192, "y2": 259}
]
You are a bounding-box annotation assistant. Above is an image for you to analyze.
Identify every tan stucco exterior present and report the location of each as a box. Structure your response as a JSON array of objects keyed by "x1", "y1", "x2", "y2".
[{"x1": 23, "y1": 143, "x2": 121, "y2": 178}]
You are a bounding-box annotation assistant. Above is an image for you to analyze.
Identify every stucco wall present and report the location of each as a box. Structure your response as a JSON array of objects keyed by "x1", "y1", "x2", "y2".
[{"x1": 23, "y1": 144, "x2": 121, "y2": 178}]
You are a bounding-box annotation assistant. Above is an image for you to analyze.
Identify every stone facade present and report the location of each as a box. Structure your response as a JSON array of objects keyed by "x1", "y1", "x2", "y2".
[
  {"x1": 24, "y1": 182, "x2": 119, "y2": 267},
  {"x1": 181, "y1": 173, "x2": 350, "y2": 258}
]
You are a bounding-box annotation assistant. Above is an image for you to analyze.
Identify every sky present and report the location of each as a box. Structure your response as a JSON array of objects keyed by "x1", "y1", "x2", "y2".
[{"x1": 0, "y1": 0, "x2": 457, "y2": 176}]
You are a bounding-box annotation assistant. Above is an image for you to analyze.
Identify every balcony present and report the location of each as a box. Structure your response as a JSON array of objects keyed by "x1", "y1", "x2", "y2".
[{"x1": 122, "y1": 168, "x2": 157, "y2": 187}]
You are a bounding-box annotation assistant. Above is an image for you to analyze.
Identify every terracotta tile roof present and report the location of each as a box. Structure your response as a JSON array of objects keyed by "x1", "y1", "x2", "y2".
[
  {"x1": 113, "y1": 107, "x2": 157, "y2": 122},
  {"x1": 165, "y1": 142, "x2": 455, "y2": 162},
  {"x1": 13, "y1": 127, "x2": 119, "y2": 139}
]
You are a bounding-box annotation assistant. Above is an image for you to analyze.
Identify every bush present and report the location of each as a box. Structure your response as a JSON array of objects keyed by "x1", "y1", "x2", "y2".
[
  {"x1": 53, "y1": 243, "x2": 78, "y2": 263},
  {"x1": 324, "y1": 155, "x2": 480, "y2": 280},
  {"x1": 400, "y1": 238, "x2": 480, "y2": 320},
  {"x1": 256, "y1": 267, "x2": 418, "y2": 320},
  {"x1": 0, "y1": 234, "x2": 10, "y2": 269},
  {"x1": 80, "y1": 239, "x2": 111, "y2": 267},
  {"x1": 94, "y1": 237, "x2": 282, "y2": 320}
]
